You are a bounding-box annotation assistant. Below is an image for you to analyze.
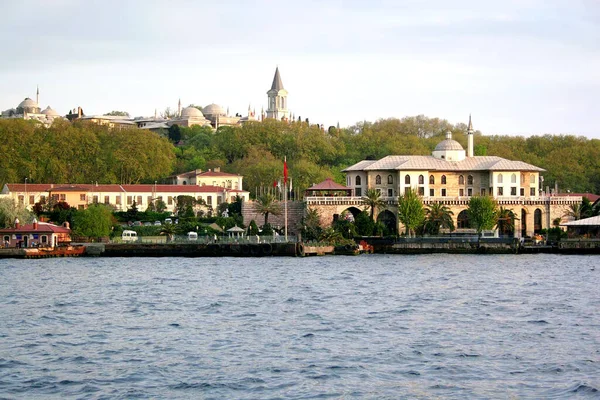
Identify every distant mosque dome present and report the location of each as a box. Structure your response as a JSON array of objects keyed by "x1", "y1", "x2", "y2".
[
  {"x1": 203, "y1": 103, "x2": 226, "y2": 116},
  {"x1": 41, "y1": 106, "x2": 60, "y2": 117},
  {"x1": 18, "y1": 97, "x2": 39, "y2": 109},
  {"x1": 181, "y1": 106, "x2": 204, "y2": 118}
]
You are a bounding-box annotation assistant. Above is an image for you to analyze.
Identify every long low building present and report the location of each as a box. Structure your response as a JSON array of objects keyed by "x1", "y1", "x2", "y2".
[{"x1": 1, "y1": 183, "x2": 249, "y2": 214}]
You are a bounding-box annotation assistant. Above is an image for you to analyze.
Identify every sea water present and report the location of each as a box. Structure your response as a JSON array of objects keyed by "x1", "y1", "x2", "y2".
[{"x1": 1, "y1": 254, "x2": 599, "y2": 399}]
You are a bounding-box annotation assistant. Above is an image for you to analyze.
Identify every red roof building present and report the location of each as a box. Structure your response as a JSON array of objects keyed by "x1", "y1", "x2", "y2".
[{"x1": 0, "y1": 219, "x2": 71, "y2": 248}]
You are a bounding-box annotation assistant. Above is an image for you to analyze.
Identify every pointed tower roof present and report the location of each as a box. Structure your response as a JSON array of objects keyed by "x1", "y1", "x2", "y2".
[
  {"x1": 270, "y1": 67, "x2": 284, "y2": 91},
  {"x1": 467, "y1": 114, "x2": 473, "y2": 132}
]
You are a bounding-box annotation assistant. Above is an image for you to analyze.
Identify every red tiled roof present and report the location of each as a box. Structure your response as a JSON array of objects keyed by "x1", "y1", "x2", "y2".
[
  {"x1": 0, "y1": 222, "x2": 70, "y2": 234},
  {"x1": 197, "y1": 170, "x2": 241, "y2": 177},
  {"x1": 5, "y1": 183, "x2": 247, "y2": 193},
  {"x1": 306, "y1": 178, "x2": 350, "y2": 191}
]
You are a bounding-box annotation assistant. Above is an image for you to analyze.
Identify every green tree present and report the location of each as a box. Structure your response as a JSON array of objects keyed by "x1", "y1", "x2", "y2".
[
  {"x1": 362, "y1": 188, "x2": 386, "y2": 221},
  {"x1": 467, "y1": 196, "x2": 498, "y2": 234},
  {"x1": 397, "y1": 188, "x2": 425, "y2": 236},
  {"x1": 0, "y1": 198, "x2": 34, "y2": 228},
  {"x1": 354, "y1": 210, "x2": 375, "y2": 236},
  {"x1": 424, "y1": 203, "x2": 455, "y2": 235},
  {"x1": 301, "y1": 207, "x2": 322, "y2": 241},
  {"x1": 254, "y1": 193, "x2": 281, "y2": 226},
  {"x1": 72, "y1": 204, "x2": 114, "y2": 238},
  {"x1": 103, "y1": 111, "x2": 130, "y2": 117}
]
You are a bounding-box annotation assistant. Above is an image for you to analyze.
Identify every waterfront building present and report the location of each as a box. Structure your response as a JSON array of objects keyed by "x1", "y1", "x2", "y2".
[
  {"x1": 0, "y1": 218, "x2": 71, "y2": 248},
  {"x1": 305, "y1": 117, "x2": 582, "y2": 237},
  {"x1": 1, "y1": 183, "x2": 249, "y2": 214}
]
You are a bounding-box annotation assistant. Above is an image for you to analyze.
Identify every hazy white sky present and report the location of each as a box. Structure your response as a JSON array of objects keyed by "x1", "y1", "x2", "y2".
[{"x1": 1, "y1": 0, "x2": 599, "y2": 137}]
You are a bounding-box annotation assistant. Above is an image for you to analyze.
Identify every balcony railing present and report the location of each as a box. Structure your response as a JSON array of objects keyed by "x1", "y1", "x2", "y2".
[{"x1": 305, "y1": 195, "x2": 582, "y2": 206}]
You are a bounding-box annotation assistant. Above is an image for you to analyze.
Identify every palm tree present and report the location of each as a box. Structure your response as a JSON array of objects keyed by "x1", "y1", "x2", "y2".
[
  {"x1": 255, "y1": 193, "x2": 281, "y2": 226},
  {"x1": 496, "y1": 207, "x2": 517, "y2": 236},
  {"x1": 362, "y1": 189, "x2": 386, "y2": 221},
  {"x1": 159, "y1": 223, "x2": 176, "y2": 242},
  {"x1": 424, "y1": 203, "x2": 454, "y2": 235},
  {"x1": 564, "y1": 203, "x2": 582, "y2": 221}
]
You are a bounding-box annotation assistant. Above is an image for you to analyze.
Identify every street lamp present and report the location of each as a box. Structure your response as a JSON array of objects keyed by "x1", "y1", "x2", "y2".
[{"x1": 24, "y1": 178, "x2": 28, "y2": 208}]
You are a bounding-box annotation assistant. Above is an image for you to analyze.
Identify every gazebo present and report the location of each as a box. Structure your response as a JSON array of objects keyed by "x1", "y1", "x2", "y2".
[
  {"x1": 227, "y1": 225, "x2": 246, "y2": 239},
  {"x1": 305, "y1": 178, "x2": 352, "y2": 197}
]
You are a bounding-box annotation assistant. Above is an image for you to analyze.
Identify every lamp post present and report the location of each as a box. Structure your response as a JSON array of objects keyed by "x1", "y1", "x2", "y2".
[{"x1": 24, "y1": 177, "x2": 28, "y2": 209}]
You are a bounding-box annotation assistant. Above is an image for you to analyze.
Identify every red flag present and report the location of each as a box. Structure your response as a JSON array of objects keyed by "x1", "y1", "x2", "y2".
[
  {"x1": 273, "y1": 180, "x2": 277, "y2": 188},
  {"x1": 283, "y1": 156, "x2": 288, "y2": 184}
]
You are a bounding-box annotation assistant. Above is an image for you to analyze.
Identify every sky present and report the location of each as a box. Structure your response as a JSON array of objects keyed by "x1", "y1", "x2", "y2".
[{"x1": 1, "y1": 0, "x2": 599, "y2": 138}]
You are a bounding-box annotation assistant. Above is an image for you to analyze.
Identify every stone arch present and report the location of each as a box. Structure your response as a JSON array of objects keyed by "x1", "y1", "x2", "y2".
[
  {"x1": 429, "y1": 175, "x2": 435, "y2": 184},
  {"x1": 377, "y1": 210, "x2": 397, "y2": 235},
  {"x1": 534, "y1": 208, "x2": 542, "y2": 233},
  {"x1": 376, "y1": 175, "x2": 381, "y2": 184},
  {"x1": 457, "y1": 210, "x2": 471, "y2": 229},
  {"x1": 338, "y1": 206, "x2": 362, "y2": 223}
]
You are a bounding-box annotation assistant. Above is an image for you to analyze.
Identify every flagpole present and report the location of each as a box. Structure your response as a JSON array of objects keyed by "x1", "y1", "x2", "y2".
[{"x1": 284, "y1": 156, "x2": 288, "y2": 242}]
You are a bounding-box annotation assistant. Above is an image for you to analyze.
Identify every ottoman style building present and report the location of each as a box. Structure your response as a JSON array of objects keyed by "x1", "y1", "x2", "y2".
[{"x1": 306, "y1": 116, "x2": 581, "y2": 238}]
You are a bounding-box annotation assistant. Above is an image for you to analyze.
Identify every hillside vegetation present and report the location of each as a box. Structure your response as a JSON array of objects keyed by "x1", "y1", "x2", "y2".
[{"x1": 1, "y1": 117, "x2": 598, "y2": 195}]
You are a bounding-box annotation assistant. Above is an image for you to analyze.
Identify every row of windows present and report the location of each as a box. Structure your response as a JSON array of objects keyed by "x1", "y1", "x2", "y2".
[
  {"x1": 367, "y1": 186, "x2": 538, "y2": 198},
  {"x1": 357, "y1": 173, "x2": 537, "y2": 186}
]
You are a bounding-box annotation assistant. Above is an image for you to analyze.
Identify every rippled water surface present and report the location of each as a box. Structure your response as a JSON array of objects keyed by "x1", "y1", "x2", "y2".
[{"x1": 1, "y1": 254, "x2": 599, "y2": 399}]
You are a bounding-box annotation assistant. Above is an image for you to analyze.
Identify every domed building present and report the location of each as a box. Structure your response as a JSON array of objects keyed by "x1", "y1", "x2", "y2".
[
  {"x1": 167, "y1": 104, "x2": 211, "y2": 128},
  {"x1": 331, "y1": 115, "x2": 580, "y2": 238},
  {"x1": 1, "y1": 87, "x2": 63, "y2": 126},
  {"x1": 202, "y1": 103, "x2": 241, "y2": 128}
]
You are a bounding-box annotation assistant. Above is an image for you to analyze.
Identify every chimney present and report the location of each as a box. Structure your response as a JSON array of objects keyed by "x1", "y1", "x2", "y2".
[
  {"x1": 33, "y1": 218, "x2": 38, "y2": 230},
  {"x1": 214, "y1": 167, "x2": 220, "y2": 172},
  {"x1": 14, "y1": 218, "x2": 20, "y2": 229}
]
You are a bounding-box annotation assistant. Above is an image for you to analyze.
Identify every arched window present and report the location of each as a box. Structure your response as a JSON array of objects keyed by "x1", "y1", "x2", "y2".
[
  {"x1": 468, "y1": 175, "x2": 473, "y2": 185},
  {"x1": 376, "y1": 175, "x2": 381, "y2": 185},
  {"x1": 441, "y1": 175, "x2": 447, "y2": 185},
  {"x1": 459, "y1": 175, "x2": 465, "y2": 185},
  {"x1": 498, "y1": 174, "x2": 503, "y2": 184},
  {"x1": 429, "y1": 175, "x2": 435, "y2": 185},
  {"x1": 388, "y1": 175, "x2": 393, "y2": 184},
  {"x1": 405, "y1": 175, "x2": 411, "y2": 185},
  {"x1": 418, "y1": 175, "x2": 424, "y2": 185},
  {"x1": 511, "y1": 173, "x2": 517, "y2": 183},
  {"x1": 355, "y1": 176, "x2": 361, "y2": 186}
]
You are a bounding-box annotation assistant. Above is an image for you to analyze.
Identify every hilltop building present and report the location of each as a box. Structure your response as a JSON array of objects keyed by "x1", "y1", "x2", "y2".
[
  {"x1": 1, "y1": 87, "x2": 63, "y2": 126},
  {"x1": 265, "y1": 67, "x2": 290, "y2": 121},
  {"x1": 306, "y1": 116, "x2": 581, "y2": 237}
]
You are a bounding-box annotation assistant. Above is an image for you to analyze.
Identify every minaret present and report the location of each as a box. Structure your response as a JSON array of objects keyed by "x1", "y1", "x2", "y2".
[
  {"x1": 178, "y1": 98, "x2": 182, "y2": 117},
  {"x1": 467, "y1": 114, "x2": 474, "y2": 157},
  {"x1": 36, "y1": 85, "x2": 39, "y2": 106},
  {"x1": 266, "y1": 66, "x2": 289, "y2": 121}
]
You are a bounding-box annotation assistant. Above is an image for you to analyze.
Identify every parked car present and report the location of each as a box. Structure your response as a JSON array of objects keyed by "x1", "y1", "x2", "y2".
[
  {"x1": 154, "y1": 221, "x2": 161, "y2": 226},
  {"x1": 144, "y1": 222, "x2": 152, "y2": 226},
  {"x1": 164, "y1": 218, "x2": 172, "y2": 224},
  {"x1": 132, "y1": 221, "x2": 143, "y2": 227}
]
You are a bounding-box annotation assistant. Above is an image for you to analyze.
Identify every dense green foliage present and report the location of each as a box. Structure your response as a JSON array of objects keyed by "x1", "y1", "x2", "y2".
[
  {"x1": 424, "y1": 203, "x2": 455, "y2": 235},
  {"x1": 397, "y1": 188, "x2": 425, "y2": 236},
  {"x1": 0, "y1": 119, "x2": 175, "y2": 186},
  {"x1": 467, "y1": 196, "x2": 499, "y2": 234},
  {"x1": 2, "y1": 115, "x2": 600, "y2": 197},
  {"x1": 72, "y1": 204, "x2": 115, "y2": 238}
]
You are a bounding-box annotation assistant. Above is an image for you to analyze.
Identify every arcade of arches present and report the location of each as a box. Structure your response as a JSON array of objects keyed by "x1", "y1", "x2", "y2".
[{"x1": 306, "y1": 201, "x2": 575, "y2": 238}]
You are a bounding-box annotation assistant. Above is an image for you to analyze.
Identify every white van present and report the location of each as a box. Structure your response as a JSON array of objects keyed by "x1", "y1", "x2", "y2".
[
  {"x1": 122, "y1": 230, "x2": 138, "y2": 242},
  {"x1": 187, "y1": 232, "x2": 198, "y2": 241}
]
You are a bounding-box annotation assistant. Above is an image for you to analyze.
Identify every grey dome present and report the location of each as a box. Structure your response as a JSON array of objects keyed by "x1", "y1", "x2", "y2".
[
  {"x1": 203, "y1": 103, "x2": 225, "y2": 116},
  {"x1": 18, "y1": 97, "x2": 39, "y2": 109},
  {"x1": 434, "y1": 139, "x2": 464, "y2": 151},
  {"x1": 181, "y1": 106, "x2": 204, "y2": 118},
  {"x1": 41, "y1": 106, "x2": 60, "y2": 116}
]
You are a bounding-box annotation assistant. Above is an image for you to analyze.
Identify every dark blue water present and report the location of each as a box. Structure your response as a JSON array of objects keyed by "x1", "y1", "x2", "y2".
[{"x1": 1, "y1": 254, "x2": 599, "y2": 399}]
